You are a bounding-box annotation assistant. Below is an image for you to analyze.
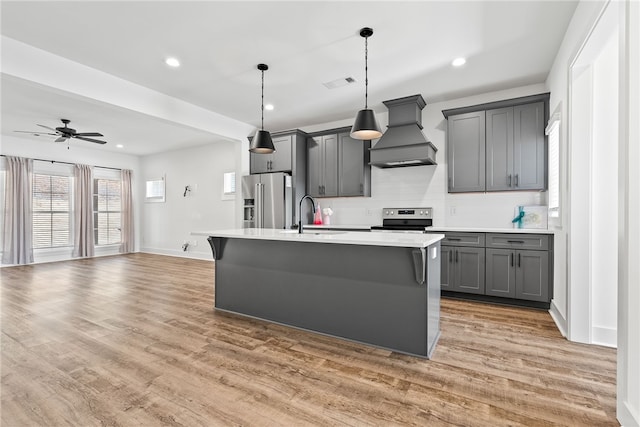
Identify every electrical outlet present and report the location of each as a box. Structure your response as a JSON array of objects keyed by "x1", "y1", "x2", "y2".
[
  {"x1": 365, "y1": 208, "x2": 373, "y2": 216},
  {"x1": 450, "y1": 207, "x2": 457, "y2": 216}
]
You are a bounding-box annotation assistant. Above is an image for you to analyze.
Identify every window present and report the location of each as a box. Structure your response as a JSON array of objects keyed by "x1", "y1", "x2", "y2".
[
  {"x1": 546, "y1": 112, "x2": 561, "y2": 218},
  {"x1": 94, "y1": 178, "x2": 121, "y2": 245},
  {"x1": 33, "y1": 174, "x2": 72, "y2": 248},
  {"x1": 223, "y1": 172, "x2": 236, "y2": 195}
]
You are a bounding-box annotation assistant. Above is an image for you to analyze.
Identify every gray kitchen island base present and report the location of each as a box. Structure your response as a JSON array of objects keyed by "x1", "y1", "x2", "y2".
[{"x1": 208, "y1": 236, "x2": 441, "y2": 358}]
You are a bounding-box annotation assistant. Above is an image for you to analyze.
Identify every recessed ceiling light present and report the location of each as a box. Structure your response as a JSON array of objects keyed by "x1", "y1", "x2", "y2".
[
  {"x1": 452, "y1": 57, "x2": 466, "y2": 67},
  {"x1": 116, "y1": 144, "x2": 124, "y2": 148},
  {"x1": 165, "y1": 57, "x2": 180, "y2": 68},
  {"x1": 264, "y1": 104, "x2": 274, "y2": 111}
]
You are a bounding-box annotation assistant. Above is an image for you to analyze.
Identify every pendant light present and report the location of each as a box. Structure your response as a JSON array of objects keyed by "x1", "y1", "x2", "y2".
[
  {"x1": 249, "y1": 63, "x2": 275, "y2": 154},
  {"x1": 350, "y1": 27, "x2": 382, "y2": 140}
]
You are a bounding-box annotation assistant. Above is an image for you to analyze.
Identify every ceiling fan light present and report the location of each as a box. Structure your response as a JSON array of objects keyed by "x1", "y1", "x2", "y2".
[
  {"x1": 249, "y1": 129, "x2": 275, "y2": 153},
  {"x1": 350, "y1": 109, "x2": 382, "y2": 140}
]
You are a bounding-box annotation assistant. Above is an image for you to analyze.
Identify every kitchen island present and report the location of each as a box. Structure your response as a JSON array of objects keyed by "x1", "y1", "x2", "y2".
[{"x1": 192, "y1": 229, "x2": 444, "y2": 358}]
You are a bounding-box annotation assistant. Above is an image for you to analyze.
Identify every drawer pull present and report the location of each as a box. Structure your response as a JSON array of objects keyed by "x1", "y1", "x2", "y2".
[
  {"x1": 507, "y1": 240, "x2": 525, "y2": 244},
  {"x1": 447, "y1": 238, "x2": 462, "y2": 241}
]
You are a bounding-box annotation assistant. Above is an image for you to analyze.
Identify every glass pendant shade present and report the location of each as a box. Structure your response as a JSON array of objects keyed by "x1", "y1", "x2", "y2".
[
  {"x1": 350, "y1": 108, "x2": 382, "y2": 140},
  {"x1": 250, "y1": 129, "x2": 275, "y2": 153}
]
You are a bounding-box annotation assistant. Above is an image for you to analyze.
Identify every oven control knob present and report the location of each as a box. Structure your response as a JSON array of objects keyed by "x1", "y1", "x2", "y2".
[
  {"x1": 420, "y1": 210, "x2": 424, "y2": 215},
  {"x1": 390, "y1": 211, "x2": 394, "y2": 215},
  {"x1": 384, "y1": 210, "x2": 389, "y2": 215}
]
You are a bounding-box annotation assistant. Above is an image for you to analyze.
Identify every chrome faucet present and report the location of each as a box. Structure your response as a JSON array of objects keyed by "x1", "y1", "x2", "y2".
[{"x1": 298, "y1": 194, "x2": 317, "y2": 234}]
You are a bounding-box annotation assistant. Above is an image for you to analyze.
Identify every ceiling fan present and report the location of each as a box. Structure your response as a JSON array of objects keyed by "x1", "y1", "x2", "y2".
[{"x1": 14, "y1": 119, "x2": 107, "y2": 145}]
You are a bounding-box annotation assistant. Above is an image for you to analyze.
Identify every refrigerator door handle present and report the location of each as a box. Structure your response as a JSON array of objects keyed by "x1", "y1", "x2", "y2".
[{"x1": 256, "y1": 182, "x2": 264, "y2": 228}]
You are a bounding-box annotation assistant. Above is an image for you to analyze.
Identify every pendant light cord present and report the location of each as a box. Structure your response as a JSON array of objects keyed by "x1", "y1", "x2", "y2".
[
  {"x1": 260, "y1": 69, "x2": 265, "y2": 131},
  {"x1": 364, "y1": 35, "x2": 369, "y2": 109}
]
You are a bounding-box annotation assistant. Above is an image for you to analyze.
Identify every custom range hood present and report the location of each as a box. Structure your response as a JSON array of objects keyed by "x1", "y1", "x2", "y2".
[{"x1": 369, "y1": 94, "x2": 437, "y2": 168}]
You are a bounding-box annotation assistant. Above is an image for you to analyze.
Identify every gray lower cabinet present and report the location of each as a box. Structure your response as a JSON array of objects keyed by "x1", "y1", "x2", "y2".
[
  {"x1": 307, "y1": 127, "x2": 371, "y2": 198},
  {"x1": 441, "y1": 246, "x2": 485, "y2": 294},
  {"x1": 486, "y1": 248, "x2": 549, "y2": 302},
  {"x1": 442, "y1": 231, "x2": 553, "y2": 305},
  {"x1": 440, "y1": 232, "x2": 485, "y2": 295}
]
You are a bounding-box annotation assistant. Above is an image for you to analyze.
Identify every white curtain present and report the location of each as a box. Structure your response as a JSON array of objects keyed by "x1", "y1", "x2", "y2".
[
  {"x1": 1, "y1": 156, "x2": 34, "y2": 265},
  {"x1": 120, "y1": 169, "x2": 134, "y2": 253},
  {"x1": 72, "y1": 164, "x2": 94, "y2": 258}
]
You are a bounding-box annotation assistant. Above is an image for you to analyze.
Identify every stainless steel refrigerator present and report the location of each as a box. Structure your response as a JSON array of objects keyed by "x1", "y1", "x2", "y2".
[{"x1": 242, "y1": 172, "x2": 293, "y2": 229}]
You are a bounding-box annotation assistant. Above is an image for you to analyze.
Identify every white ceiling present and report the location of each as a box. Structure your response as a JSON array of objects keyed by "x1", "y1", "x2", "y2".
[{"x1": 1, "y1": 1, "x2": 578, "y2": 156}]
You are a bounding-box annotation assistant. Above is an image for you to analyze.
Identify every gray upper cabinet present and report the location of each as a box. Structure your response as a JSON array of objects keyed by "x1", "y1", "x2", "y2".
[
  {"x1": 338, "y1": 132, "x2": 370, "y2": 197},
  {"x1": 307, "y1": 127, "x2": 371, "y2": 198},
  {"x1": 447, "y1": 111, "x2": 486, "y2": 192},
  {"x1": 250, "y1": 135, "x2": 293, "y2": 174},
  {"x1": 486, "y1": 107, "x2": 514, "y2": 191},
  {"x1": 513, "y1": 102, "x2": 546, "y2": 190},
  {"x1": 443, "y1": 93, "x2": 549, "y2": 193},
  {"x1": 307, "y1": 134, "x2": 338, "y2": 197}
]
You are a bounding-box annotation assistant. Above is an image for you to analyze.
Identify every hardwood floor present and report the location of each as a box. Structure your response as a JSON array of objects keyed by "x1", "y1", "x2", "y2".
[{"x1": 1, "y1": 253, "x2": 617, "y2": 426}]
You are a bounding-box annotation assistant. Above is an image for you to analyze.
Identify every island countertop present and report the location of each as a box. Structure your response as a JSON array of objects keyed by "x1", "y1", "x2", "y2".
[{"x1": 192, "y1": 228, "x2": 444, "y2": 248}]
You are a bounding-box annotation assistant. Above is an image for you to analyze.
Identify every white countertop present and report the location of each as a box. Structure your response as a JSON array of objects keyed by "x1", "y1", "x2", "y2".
[
  {"x1": 428, "y1": 226, "x2": 556, "y2": 235},
  {"x1": 192, "y1": 228, "x2": 444, "y2": 248},
  {"x1": 304, "y1": 224, "x2": 372, "y2": 230},
  {"x1": 305, "y1": 224, "x2": 555, "y2": 234}
]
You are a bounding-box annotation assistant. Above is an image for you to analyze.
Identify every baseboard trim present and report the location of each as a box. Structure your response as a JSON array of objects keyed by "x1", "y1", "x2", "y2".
[
  {"x1": 617, "y1": 399, "x2": 640, "y2": 427},
  {"x1": 592, "y1": 326, "x2": 617, "y2": 348},
  {"x1": 549, "y1": 299, "x2": 568, "y2": 337},
  {"x1": 140, "y1": 247, "x2": 212, "y2": 261}
]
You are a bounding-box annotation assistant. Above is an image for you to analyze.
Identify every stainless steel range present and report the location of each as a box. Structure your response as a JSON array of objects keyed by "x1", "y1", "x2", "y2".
[{"x1": 370, "y1": 207, "x2": 433, "y2": 233}]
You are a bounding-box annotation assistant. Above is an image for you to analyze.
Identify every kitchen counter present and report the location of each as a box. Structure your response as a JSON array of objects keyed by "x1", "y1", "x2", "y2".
[
  {"x1": 428, "y1": 227, "x2": 556, "y2": 235},
  {"x1": 194, "y1": 228, "x2": 442, "y2": 358},
  {"x1": 303, "y1": 224, "x2": 372, "y2": 231},
  {"x1": 192, "y1": 228, "x2": 444, "y2": 248}
]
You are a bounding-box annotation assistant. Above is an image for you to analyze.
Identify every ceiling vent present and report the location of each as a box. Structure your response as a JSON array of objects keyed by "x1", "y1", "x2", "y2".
[{"x1": 323, "y1": 77, "x2": 356, "y2": 89}]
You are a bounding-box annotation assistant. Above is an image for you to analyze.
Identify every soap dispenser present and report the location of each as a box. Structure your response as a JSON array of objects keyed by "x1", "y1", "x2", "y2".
[{"x1": 313, "y1": 203, "x2": 323, "y2": 225}]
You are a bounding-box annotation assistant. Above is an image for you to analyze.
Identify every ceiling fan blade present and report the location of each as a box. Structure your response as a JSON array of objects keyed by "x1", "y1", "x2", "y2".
[
  {"x1": 75, "y1": 132, "x2": 104, "y2": 137},
  {"x1": 37, "y1": 124, "x2": 58, "y2": 132},
  {"x1": 55, "y1": 136, "x2": 68, "y2": 143},
  {"x1": 14, "y1": 130, "x2": 57, "y2": 135},
  {"x1": 74, "y1": 136, "x2": 107, "y2": 144}
]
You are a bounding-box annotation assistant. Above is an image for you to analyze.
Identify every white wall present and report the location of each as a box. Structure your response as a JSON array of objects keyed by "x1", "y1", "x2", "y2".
[
  {"x1": 618, "y1": 0, "x2": 640, "y2": 424},
  {"x1": 299, "y1": 84, "x2": 547, "y2": 228},
  {"x1": 139, "y1": 141, "x2": 237, "y2": 259},
  {"x1": 591, "y1": 31, "x2": 618, "y2": 346},
  {"x1": 0, "y1": 135, "x2": 141, "y2": 264},
  {"x1": 544, "y1": 0, "x2": 609, "y2": 337}
]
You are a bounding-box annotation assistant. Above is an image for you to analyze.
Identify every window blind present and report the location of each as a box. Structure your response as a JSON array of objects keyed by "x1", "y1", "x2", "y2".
[
  {"x1": 33, "y1": 174, "x2": 72, "y2": 248},
  {"x1": 94, "y1": 178, "x2": 122, "y2": 245}
]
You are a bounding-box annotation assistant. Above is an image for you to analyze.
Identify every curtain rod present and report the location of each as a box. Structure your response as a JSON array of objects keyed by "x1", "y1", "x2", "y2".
[{"x1": 0, "y1": 154, "x2": 122, "y2": 171}]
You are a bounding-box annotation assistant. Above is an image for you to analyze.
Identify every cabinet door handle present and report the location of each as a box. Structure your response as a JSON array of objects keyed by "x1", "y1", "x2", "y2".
[
  {"x1": 360, "y1": 183, "x2": 364, "y2": 193},
  {"x1": 455, "y1": 250, "x2": 459, "y2": 263},
  {"x1": 449, "y1": 250, "x2": 452, "y2": 263},
  {"x1": 518, "y1": 253, "x2": 521, "y2": 267},
  {"x1": 510, "y1": 252, "x2": 514, "y2": 267},
  {"x1": 515, "y1": 174, "x2": 519, "y2": 187},
  {"x1": 507, "y1": 240, "x2": 525, "y2": 244},
  {"x1": 508, "y1": 174, "x2": 512, "y2": 187}
]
